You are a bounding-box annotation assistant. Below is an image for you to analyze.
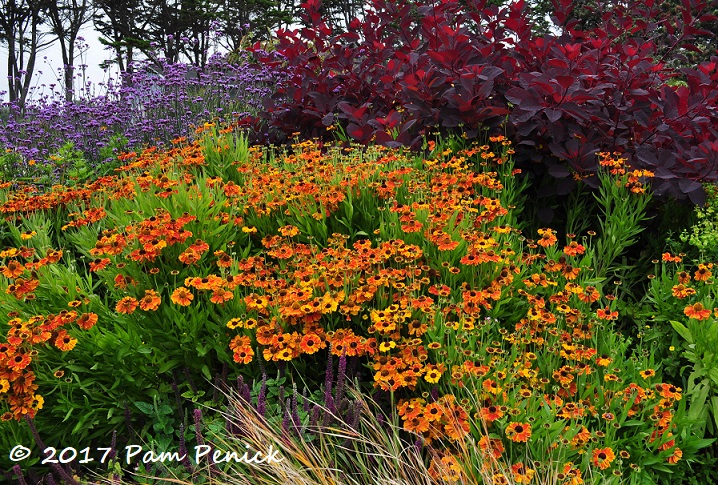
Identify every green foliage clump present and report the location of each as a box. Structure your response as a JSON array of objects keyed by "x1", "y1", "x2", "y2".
[{"x1": 681, "y1": 184, "x2": 718, "y2": 262}]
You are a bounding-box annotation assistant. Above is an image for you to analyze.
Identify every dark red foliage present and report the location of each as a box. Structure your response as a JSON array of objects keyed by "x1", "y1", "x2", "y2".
[{"x1": 250, "y1": 0, "x2": 718, "y2": 203}]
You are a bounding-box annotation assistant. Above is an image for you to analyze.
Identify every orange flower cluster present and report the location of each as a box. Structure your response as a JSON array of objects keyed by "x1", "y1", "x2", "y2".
[
  {"x1": 1, "y1": 247, "x2": 63, "y2": 301},
  {"x1": 597, "y1": 151, "x2": 654, "y2": 193},
  {"x1": 0, "y1": 310, "x2": 98, "y2": 420},
  {"x1": 661, "y1": 256, "x2": 715, "y2": 321},
  {"x1": 398, "y1": 395, "x2": 470, "y2": 444}
]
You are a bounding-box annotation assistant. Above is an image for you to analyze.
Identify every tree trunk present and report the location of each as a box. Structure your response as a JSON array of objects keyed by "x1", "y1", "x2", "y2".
[{"x1": 58, "y1": 35, "x2": 72, "y2": 101}]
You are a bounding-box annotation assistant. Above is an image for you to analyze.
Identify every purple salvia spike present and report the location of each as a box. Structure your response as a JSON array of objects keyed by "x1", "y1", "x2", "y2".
[
  {"x1": 291, "y1": 385, "x2": 301, "y2": 431},
  {"x1": 302, "y1": 387, "x2": 311, "y2": 413},
  {"x1": 25, "y1": 417, "x2": 79, "y2": 485},
  {"x1": 335, "y1": 350, "x2": 347, "y2": 405},
  {"x1": 110, "y1": 430, "x2": 117, "y2": 460},
  {"x1": 12, "y1": 465, "x2": 27, "y2": 485},
  {"x1": 309, "y1": 405, "x2": 320, "y2": 429},
  {"x1": 194, "y1": 409, "x2": 204, "y2": 446},
  {"x1": 257, "y1": 373, "x2": 267, "y2": 418},
  {"x1": 351, "y1": 400, "x2": 362, "y2": 430},
  {"x1": 323, "y1": 395, "x2": 335, "y2": 427},
  {"x1": 124, "y1": 401, "x2": 134, "y2": 436},
  {"x1": 324, "y1": 346, "x2": 333, "y2": 405},
  {"x1": 178, "y1": 423, "x2": 193, "y2": 471},
  {"x1": 282, "y1": 397, "x2": 292, "y2": 436},
  {"x1": 241, "y1": 380, "x2": 251, "y2": 404}
]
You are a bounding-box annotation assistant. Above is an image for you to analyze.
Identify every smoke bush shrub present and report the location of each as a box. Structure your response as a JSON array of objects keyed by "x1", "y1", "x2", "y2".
[{"x1": 250, "y1": 0, "x2": 718, "y2": 203}]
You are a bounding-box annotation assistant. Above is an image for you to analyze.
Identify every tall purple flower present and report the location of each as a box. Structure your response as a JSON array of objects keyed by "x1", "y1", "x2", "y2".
[{"x1": 257, "y1": 372, "x2": 267, "y2": 418}]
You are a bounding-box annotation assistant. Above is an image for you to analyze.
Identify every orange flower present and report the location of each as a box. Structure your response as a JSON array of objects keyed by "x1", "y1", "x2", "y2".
[
  {"x1": 694, "y1": 263, "x2": 713, "y2": 282},
  {"x1": 210, "y1": 288, "x2": 234, "y2": 304},
  {"x1": 256, "y1": 325, "x2": 277, "y2": 346},
  {"x1": 214, "y1": 250, "x2": 233, "y2": 268},
  {"x1": 278, "y1": 225, "x2": 300, "y2": 237},
  {"x1": 505, "y1": 422, "x2": 532, "y2": 443},
  {"x1": 299, "y1": 333, "x2": 326, "y2": 354},
  {"x1": 562, "y1": 264, "x2": 581, "y2": 280},
  {"x1": 404, "y1": 415, "x2": 430, "y2": 434},
  {"x1": 116, "y1": 297, "x2": 138, "y2": 314},
  {"x1": 274, "y1": 347, "x2": 295, "y2": 362},
  {"x1": 537, "y1": 228, "x2": 557, "y2": 247},
  {"x1": 684, "y1": 302, "x2": 711, "y2": 320},
  {"x1": 423, "y1": 363, "x2": 444, "y2": 384},
  {"x1": 591, "y1": 447, "x2": 615, "y2": 470},
  {"x1": 480, "y1": 405, "x2": 504, "y2": 423},
  {"x1": 54, "y1": 331, "x2": 77, "y2": 352},
  {"x1": 129, "y1": 247, "x2": 158, "y2": 263},
  {"x1": 189, "y1": 239, "x2": 210, "y2": 254},
  {"x1": 233, "y1": 348, "x2": 254, "y2": 364},
  {"x1": 138, "y1": 290, "x2": 161, "y2": 311},
  {"x1": 187, "y1": 275, "x2": 224, "y2": 291},
  {"x1": 662, "y1": 252, "x2": 682, "y2": 263},
  {"x1": 561, "y1": 463, "x2": 583, "y2": 484},
  {"x1": 1, "y1": 260, "x2": 25, "y2": 278},
  {"x1": 668, "y1": 447, "x2": 682, "y2": 464},
  {"x1": 596, "y1": 307, "x2": 618, "y2": 320},
  {"x1": 563, "y1": 241, "x2": 585, "y2": 256},
  {"x1": 7, "y1": 352, "x2": 32, "y2": 371},
  {"x1": 671, "y1": 284, "x2": 696, "y2": 299},
  {"x1": 657, "y1": 383, "x2": 682, "y2": 400},
  {"x1": 511, "y1": 463, "x2": 536, "y2": 485},
  {"x1": 46, "y1": 249, "x2": 63, "y2": 263},
  {"x1": 171, "y1": 287, "x2": 194, "y2": 306},
  {"x1": 0, "y1": 343, "x2": 16, "y2": 364},
  {"x1": 478, "y1": 435, "x2": 504, "y2": 459},
  {"x1": 77, "y1": 312, "x2": 98, "y2": 330},
  {"x1": 577, "y1": 286, "x2": 600, "y2": 303},
  {"x1": 229, "y1": 336, "x2": 254, "y2": 364},
  {"x1": 178, "y1": 248, "x2": 200, "y2": 265},
  {"x1": 89, "y1": 258, "x2": 111, "y2": 272},
  {"x1": 229, "y1": 335, "x2": 251, "y2": 351},
  {"x1": 483, "y1": 378, "x2": 502, "y2": 395},
  {"x1": 639, "y1": 369, "x2": 656, "y2": 379},
  {"x1": 553, "y1": 366, "x2": 575, "y2": 385}
]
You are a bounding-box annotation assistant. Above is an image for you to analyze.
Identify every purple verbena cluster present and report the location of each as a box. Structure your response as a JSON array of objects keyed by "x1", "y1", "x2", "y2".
[{"x1": 0, "y1": 52, "x2": 279, "y2": 171}]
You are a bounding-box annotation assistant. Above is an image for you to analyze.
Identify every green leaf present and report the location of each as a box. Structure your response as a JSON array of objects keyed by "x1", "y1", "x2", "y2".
[
  {"x1": 66, "y1": 365, "x2": 90, "y2": 373},
  {"x1": 134, "y1": 401, "x2": 154, "y2": 415},
  {"x1": 157, "y1": 404, "x2": 173, "y2": 415},
  {"x1": 670, "y1": 320, "x2": 693, "y2": 344},
  {"x1": 181, "y1": 390, "x2": 206, "y2": 400},
  {"x1": 621, "y1": 419, "x2": 645, "y2": 427},
  {"x1": 687, "y1": 382, "x2": 709, "y2": 422},
  {"x1": 72, "y1": 418, "x2": 92, "y2": 435},
  {"x1": 708, "y1": 368, "x2": 718, "y2": 387},
  {"x1": 158, "y1": 360, "x2": 180, "y2": 374},
  {"x1": 201, "y1": 364, "x2": 212, "y2": 381},
  {"x1": 196, "y1": 343, "x2": 210, "y2": 357}
]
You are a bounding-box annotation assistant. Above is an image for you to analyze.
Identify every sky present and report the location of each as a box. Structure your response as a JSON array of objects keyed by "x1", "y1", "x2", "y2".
[{"x1": 0, "y1": 24, "x2": 120, "y2": 103}]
